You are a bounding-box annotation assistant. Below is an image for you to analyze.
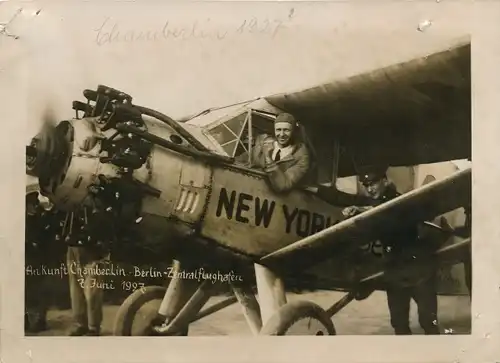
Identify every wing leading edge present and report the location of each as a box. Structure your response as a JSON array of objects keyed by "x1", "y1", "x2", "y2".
[{"x1": 260, "y1": 167, "x2": 471, "y2": 271}]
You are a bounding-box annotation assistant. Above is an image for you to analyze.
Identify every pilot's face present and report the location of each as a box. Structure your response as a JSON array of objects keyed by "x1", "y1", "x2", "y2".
[
  {"x1": 274, "y1": 122, "x2": 293, "y2": 147},
  {"x1": 363, "y1": 179, "x2": 387, "y2": 199}
]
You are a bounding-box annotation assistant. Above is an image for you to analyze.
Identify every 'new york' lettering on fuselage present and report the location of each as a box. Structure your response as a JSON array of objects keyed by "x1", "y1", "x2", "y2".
[{"x1": 215, "y1": 188, "x2": 338, "y2": 237}]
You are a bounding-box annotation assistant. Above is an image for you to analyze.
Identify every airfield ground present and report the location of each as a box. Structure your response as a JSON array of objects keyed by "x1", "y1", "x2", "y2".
[{"x1": 29, "y1": 291, "x2": 471, "y2": 336}]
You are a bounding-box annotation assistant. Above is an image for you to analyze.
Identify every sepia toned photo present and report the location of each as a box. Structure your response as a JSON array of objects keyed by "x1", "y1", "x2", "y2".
[{"x1": 19, "y1": 1, "x2": 472, "y2": 341}]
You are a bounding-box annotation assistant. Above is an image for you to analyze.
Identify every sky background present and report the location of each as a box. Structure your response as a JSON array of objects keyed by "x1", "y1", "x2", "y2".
[{"x1": 0, "y1": 0, "x2": 470, "y2": 142}]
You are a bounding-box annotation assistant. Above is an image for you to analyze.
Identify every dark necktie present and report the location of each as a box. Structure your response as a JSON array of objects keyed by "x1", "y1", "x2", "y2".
[{"x1": 274, "y1": 149, "x2": 281, "y2": 161}]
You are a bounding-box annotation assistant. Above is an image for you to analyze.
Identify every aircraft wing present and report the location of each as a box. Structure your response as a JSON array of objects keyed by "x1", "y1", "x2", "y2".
[
  {"x1": 260, "y1": 167, "x2": 471, "y2": 271},
  {"x1": 265, "y1": 40, "x2": 471, "y2": 177}
]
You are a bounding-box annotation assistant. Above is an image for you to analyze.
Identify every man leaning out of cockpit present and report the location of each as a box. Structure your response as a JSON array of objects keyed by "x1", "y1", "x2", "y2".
[{"x1": 251, "y1": 112, "x2": 311, "y2": 193}]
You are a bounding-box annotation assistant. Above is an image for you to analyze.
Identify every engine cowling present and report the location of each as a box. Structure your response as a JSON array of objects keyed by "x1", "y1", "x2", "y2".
[
  {"x1": 25, "y1": 85, "x2": 220, "y2": 259},
  {"x1": 26, "y1": 86, "x2": 159, "y2": 212}
]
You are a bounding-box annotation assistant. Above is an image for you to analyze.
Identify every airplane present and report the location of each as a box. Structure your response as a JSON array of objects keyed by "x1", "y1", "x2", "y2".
[{"x1": 25, "y1": 38, "x2": 471, "y2": 336}]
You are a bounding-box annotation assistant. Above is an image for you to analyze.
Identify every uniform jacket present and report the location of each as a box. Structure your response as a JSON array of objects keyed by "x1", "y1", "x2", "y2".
[
  {"x1": 251, "y1": 134, "x2": 311, "y2": 193},
  {"x1": 376, "y1": 185, "x2": 441, "y2": 264},
  {"x1": 342, "y1": 184, "x2": 425, "y2": 255},
  {"x1": 372, "y1": 185, "x2": 419, "y2": 254},
  {"x1": 343, "y1": 184, "x2": 439, "y2": 288}
]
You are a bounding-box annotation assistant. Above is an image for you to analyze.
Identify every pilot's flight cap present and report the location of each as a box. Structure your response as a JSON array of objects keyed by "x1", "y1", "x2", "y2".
[{"x1": 275, "y1": 112, "x2": 297, "y2": 127}]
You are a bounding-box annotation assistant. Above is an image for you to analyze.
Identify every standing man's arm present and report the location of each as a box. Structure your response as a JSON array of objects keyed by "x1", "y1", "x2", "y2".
[{"x1": 342, "y1": 205, "x2": 374, "y2": 219}]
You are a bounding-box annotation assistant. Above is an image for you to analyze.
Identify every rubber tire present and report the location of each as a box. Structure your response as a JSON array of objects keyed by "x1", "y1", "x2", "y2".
[
  {"x1": 113, "y1": 285, "x2": 188, "y2": 336},
  {"x1": 259, "y1": 300, "x2": 336, "y2": 336}
]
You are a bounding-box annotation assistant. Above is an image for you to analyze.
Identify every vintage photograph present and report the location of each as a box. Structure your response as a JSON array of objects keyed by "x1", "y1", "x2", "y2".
[{"x1": 21, "y1": 2, "x2": 471, "y2": 337}]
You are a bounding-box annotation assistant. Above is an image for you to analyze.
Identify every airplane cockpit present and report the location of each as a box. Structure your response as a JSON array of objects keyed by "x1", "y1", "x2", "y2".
[
  {"x1": 190, "y1": 100, "x2": 317, "y2": 175},
  {"x1": 185, "y1": 98, "x2": 416, "y2": 206},
  {"x1": 186, "y1": 99, "x2": 368, "y2": 199}
]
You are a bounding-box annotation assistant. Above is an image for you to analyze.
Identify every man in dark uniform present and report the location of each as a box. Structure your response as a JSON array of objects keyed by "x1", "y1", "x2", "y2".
[
  {"x1": 25, "y1": 192, "x2": 61, "y2": 333},
  {"x1": 25, "y1": 192, "x2": 49, "y2": 332},
  {"x1": 346, "y1": 169, "x2": 440, "y2": 335}
]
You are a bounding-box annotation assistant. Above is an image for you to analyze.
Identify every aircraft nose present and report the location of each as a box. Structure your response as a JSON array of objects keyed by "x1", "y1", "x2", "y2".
[{"x1": 26, "y1": 117, "x2": 75, "y2": 198}]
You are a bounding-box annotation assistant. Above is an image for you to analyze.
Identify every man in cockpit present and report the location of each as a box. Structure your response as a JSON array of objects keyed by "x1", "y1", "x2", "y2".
[{"x1": 251, "y1": 112, "x2": 311, "y2": 193}]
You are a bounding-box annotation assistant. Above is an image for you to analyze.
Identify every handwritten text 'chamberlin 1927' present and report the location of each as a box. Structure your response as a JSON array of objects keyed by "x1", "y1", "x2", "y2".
[{"x1": 94, "y1": 15, "x2": 292, "y2": 45}]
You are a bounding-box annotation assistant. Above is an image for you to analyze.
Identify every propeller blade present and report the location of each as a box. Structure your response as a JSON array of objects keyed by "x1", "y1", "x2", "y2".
[{"x1": 26, "y1": 107, "x2": 61, "y2": 177}]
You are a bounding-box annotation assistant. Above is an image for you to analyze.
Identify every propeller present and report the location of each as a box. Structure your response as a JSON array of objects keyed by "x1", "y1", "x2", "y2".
[
  {"x1": 25, "y1": 107, "x2": 74, "y2": 198},
  {"x1": 26, "y1": 107, "x2": 59, "y2": 177}
]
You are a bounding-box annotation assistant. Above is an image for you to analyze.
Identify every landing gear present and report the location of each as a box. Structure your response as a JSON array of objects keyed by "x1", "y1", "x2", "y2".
[
  {"x1": 114, "y1": 260, "x2": 218, "y2": 336},
  {"x1": 113, "y1": 262, "x2": 346, "y2": 336},
  {"x1": 260, "y1": 301, "x2": 336, "y2": 336},
  {"x1": 113, "y1": 285, "x2": 189, "y2": 336},
  {"x1": 254, "y1": 264, "x2": 338, "y2": 335}
]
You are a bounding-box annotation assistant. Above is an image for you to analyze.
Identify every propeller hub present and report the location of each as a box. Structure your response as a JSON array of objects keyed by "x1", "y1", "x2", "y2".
[{"x1": 26, "y1": 120, "x2": 75, "y2": 205}]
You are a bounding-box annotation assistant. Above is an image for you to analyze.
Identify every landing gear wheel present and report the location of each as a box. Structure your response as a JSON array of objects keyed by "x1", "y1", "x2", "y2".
[
  {"x1": 113, "y1": 285, "x2": 189, "y2": 336},
  {"x1": 259, "y1": 301, "x2": 336, "y2": 336}
]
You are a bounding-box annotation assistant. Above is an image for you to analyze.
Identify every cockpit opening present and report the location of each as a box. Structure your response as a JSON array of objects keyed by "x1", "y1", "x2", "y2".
[{"x1": 198, "y1": 106, "x2": 384, "y2": 200}]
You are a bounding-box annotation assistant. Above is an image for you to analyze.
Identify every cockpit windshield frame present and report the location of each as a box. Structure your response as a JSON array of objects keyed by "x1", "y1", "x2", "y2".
[
  {"x1": 205, "y1": 111, "x2": 249, "y2": 158},
  {"x1": 204, "y1": 108, "x2": 276, "y2": 160}
]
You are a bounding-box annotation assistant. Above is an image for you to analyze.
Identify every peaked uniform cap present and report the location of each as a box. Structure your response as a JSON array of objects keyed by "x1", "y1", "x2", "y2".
[{"x1": 359, "y1": 169, "x2": 388, "y2": 184}]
